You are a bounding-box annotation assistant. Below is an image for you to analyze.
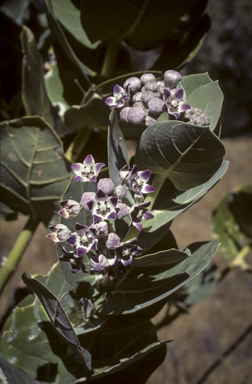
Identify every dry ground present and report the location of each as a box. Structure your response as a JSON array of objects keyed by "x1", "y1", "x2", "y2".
[{"x1": 0, "y1": 136, "x2": 252, "y2": 384}]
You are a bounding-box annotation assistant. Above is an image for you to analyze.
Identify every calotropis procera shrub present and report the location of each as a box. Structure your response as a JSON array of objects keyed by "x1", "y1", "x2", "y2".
[{"x1": 1, "y1": 69, "x2": 229, "y2": 383}]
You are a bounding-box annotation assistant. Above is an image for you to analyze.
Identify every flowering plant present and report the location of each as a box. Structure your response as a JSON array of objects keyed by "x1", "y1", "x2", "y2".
[{"x1": 0, "y1": 1, "x2": 230, "y2": 383}]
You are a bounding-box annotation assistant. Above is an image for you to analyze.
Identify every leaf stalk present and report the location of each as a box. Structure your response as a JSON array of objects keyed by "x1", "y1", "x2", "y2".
[{"x1": 0, "y1": 216, "x2": 40, "y2": 293}]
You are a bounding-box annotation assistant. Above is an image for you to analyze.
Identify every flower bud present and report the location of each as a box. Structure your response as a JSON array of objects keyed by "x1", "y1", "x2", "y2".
[
  {"x1": 145, "y1": 116, "x2": 157, "y2": 126},
  {"x1": 123, "y1": 77, "x2": 141, "y2": 93},
  {"x1": 144, "y1": 81, "x2": 158, "y2": 92},
  {"x1": 140, "y1": 73, "x2": 156, "y2": 85},
  {"x1": 148, "y1": 98, "x2": 165, "y2": 114},
  {"x1": 97, "y1": 178, "x2": 115, "y2": 194},
  {"x1": 46, "y1": 224, "x2": 71, "y2": 244},
  {"x1": 132, "y1": 101, "x2": 144, "y2": 108},
  {"x1": 120, "y1": 107, "x2": 131, "y2": 122},
  {"x1": 114, "y1": 184, "x2": 128, "y2": 197},
  {"x1": 132, "y1": 92, "x2": 143, "y2": 103},
  {"x1": 58, "y1": 199, "x2": 82, "y2": 219},
  {"x1": 127, "y1": 107, "x2": 146, "y2": 124},
  {"x1": 164, "y1": 70, "x2": 182, "y2": 88},
  {"x1": 141, "y1": 91, "x2": 155, "y2": 104}
]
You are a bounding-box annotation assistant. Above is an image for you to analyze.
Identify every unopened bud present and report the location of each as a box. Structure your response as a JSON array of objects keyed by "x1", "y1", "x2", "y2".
[
  {"x1": 164, "y1": 70, "x2": 182, "y2": 88},
  {"x1": 141, "y1": 91, "x2": 155, "y2": 104},
  {"x1": 127, "y1": 107, "x2": 146, "y2": 124},
  {"x1": 123, "y1": 77, "x2": 141, "y2": 93},
  {"x1": 120, "y1": 107, "x2": 131, "y2": 122},
  {"x1": 140, "y1": 73, "x2": 156, "y2": 85}
]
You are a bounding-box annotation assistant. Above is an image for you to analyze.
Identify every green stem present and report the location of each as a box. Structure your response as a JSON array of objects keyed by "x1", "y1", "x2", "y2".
[
  {"x1": 123, "y1": 225, "x2": 141, "y2": 242},
  {"x1": 101, "y1": 39, "x2": 120, "y2": 79},
  {"x1": 147, "y1": 173, "x2": 167, "y2": 211},
  {"x1": 229, "y1": 244, "x2": 252, "y2": 270},
  {"x1": 0, "y1": 216, "x2": 40, "y2": 293}
]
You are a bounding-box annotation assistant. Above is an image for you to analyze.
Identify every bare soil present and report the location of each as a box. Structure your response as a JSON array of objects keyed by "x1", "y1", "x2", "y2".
[{"x1": 1, "y1": 136, "x2": 252, "y2": 384}]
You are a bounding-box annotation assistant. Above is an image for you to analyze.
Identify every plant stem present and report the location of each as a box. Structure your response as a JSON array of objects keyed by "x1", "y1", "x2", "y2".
[
  {"x1": 229, "y1": 244, "x2": 252, "y2": 270},
  {"x1": 0, "y1": 216, "x2": 40, "y2": 293},
  {"x1": 123, "y1": 225, "x2": 140, "y2": 242},
  {"x1": 101, "y1": 39, "x2": 120, "y2": 79},
  {"x1": 147, "y1": 173, "x2": 167, "y2": 211}
]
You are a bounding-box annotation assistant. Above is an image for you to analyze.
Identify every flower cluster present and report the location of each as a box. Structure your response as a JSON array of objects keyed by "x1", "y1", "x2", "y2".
[
  {"x1": 185, "y1": 107, "x2": 210, "y2": 126},
  {"x1": 47, "y1": 155, "x2": 155, "y2": 280},
  {"x1": 105, "y1": 70, "x2": 192, "y2": 126}
]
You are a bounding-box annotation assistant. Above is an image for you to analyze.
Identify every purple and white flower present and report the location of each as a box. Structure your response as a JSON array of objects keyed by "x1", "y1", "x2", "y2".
[
  {"x1": 90, "y1": 254, "x2": 113, "y2": 272},
  {"x1": 71, "y1": 154, "x2": 105, "y2": 183},
  {"x1": 59, "y1": 246, "x2": 86, "y2": 274},
  {"x1": 119, "y1": 164, "x2": 155, "y2": 195},
  {"x1": 163, "y1": 88, "x2": 191, "y2": 119},
  {"x1": 66, "y1": 223, "x2": 98, "y2": 256},
  {"x1": 58, "y1": 199, "x2": 82, "y2": 219},
  {"x1": 46, "y1": 224, "x2": 71, "y2": 244},
  {"x1": 105, "y1": 84, "x2": 130, "y2": 109},
  {"x1": 89, "y1": 221, "x2": 108, "y2": 237},
  {"x1": 87, "y1": 189, "x2": 119, "y2": 222},
  {"x1": 129, "y1": 201, "x2": 154, "y2": 231},
  {"x1": 115, "y1": 238, "x2": 143, "y2": 266}
]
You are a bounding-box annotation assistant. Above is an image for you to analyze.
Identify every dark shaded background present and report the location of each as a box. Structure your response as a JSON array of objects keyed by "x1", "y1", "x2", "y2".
[{"x1": 183, "y1": 0, "x2": 252, "y2": 137}]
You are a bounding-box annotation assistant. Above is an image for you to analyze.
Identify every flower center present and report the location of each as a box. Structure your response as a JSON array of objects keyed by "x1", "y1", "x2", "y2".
[
  {"x1": 122, "y1": 247, "x2": 131, "y2": 257},
  {"x1": 81, "y1": 165, "x2": 95, "y2": 178},
  {"x1": 96, "y1": 201, "x2": 111, "y2": 217}
]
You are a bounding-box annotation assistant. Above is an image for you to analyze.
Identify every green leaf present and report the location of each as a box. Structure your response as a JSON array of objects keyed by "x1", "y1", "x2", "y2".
[
  {"x1": 64, "y1": 94, "x2": 109, "y2": 131},
  {"x1": 76, "y1": 340, "x2": 168, "y2": 383},
  {"x1": 45, "y1": 0, "x2": 96, "y2": 84},
  {"x1": 228, "y1": 185, "x2": 252, "y2": 239},
  {"x1": 0, "y1": 116, "x2": 70, "y2": 224},
  {"x1": 22, "y1": 272, "x2": 91, "y2": 370},
  {"x1": 210, "y1": 186, "x2": 252, "y2": 259},
  {"x1": 135, "y1": 121, "x2": 225, "y2": 191},
  {"x1": 1, "y1": 302, "x2": 58, "y2": 380},
  {"x1": 0, "y1": 354, "x2": 37, "y2": 384},
  {"x1": 96, "y1": 241, "x2": 219, "y2": 316},
  {"x1": 186, "y1": 81, "x2": 224, "y2": 132},
  {"x1": 81, "y1": 0, "x2": 208, "y2": 51},
  {"x1": 181, "y1": 73, "x2": 213, "y2": 98},
  {"x1": 50, "y1": 0, "x2": 100, "y2": 49},
  {"x1": 44, "y1": 53, "x2": 70, "y2": 118},
  {"x1": 138, "y1": 223, "x2": 175, "y2": 253},
  {"x1": 20, "y1": 25, "x2": 54, "y2": 127},
  {"x1": 1, "y1": 0, "x2": 30, "y2": 25},
  {"x1": 143, "y1": 160, "x2": 229, "y2": 232},
  {"x1": 173, "y1": 262, "x2": 220, "y2": 307}
]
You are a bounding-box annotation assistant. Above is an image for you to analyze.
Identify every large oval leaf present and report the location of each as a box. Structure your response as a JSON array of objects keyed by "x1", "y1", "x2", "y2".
[
  {"x1": 81, "y1": 0, "x2": 208, "y2": 50},
  {"x1": 0, "y1": 116, "x2": 70, "y2": 224},
  {"x1": 21, "y1": 25, "x2": 54, "y2": 127},
  {"x1": 96, "y1": 241, "x2": 219, "y2": 316},
  {"x1": 50, "y1": 0, "x2": 100, "y2": 49},
  {"x1": 143, "y1": 160, "x2": 229, "y2": 232},
  {"x1": 135, "y1": 121, "x2": 225, "y2": 191}
]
